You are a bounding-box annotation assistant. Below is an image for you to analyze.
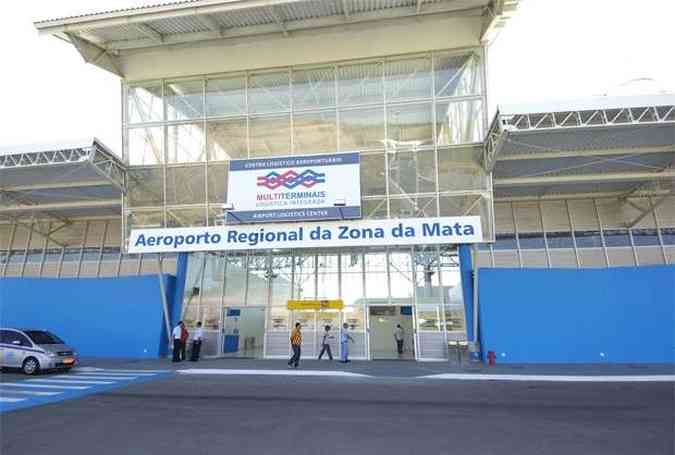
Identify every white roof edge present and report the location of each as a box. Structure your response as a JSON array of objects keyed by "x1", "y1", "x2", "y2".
[
  {"x1": 498, "y1": 93, "x2": 675, "y2": 116},
  {"x1": 0, "y1": 138, "x2": 108, "y2": 157}
]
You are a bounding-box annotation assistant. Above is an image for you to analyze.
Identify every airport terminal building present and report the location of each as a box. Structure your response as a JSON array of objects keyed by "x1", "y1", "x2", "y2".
[{"x1": 1, "y1": 0, "x2": 673, "y2": 363}]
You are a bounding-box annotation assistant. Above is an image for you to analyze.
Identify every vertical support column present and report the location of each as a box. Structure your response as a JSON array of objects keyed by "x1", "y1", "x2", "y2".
[
  {"x1": 458, "y1": 244, "x2": 476, "y2": 351},
  {"x1": 593, "y1": 199, "x2": 610, "y2": 267},
  {"x1": 2, "y1": 223, "x2": 17, "y2": 277},
  {"x1": 172, "y1": 252, "x2": 190, "y2": 329},
  {"x1": 156, "y1": 255, "x2": 172, "y2": 356},
  {"x1": 565, "y1": 200, "x2": 581, "y2": 268}
]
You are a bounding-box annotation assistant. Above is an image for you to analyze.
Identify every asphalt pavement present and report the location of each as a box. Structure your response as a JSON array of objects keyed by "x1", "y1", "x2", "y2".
[{"x1": 1, "y1": 359, "x2": 673, "y2": 455}]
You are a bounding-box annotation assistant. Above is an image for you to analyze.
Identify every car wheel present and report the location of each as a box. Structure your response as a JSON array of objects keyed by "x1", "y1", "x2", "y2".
[{"x1": 22, "y1": 357, "x2": 40, "y2": 375}]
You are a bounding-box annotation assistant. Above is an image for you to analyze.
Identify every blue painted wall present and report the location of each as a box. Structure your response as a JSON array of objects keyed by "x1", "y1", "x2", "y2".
[
  {"x1": 478, "y1": 265, "x2": 675, "y2": 363},
  {"x1": 0, "y1": 275, "x2": 176, "y2": 358}
]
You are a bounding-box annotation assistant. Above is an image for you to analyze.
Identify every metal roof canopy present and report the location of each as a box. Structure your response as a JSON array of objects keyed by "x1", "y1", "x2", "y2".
[
  {"x1": 34, "y1": 0, "x2": 519, "y2": 77},
  {"x1": 0, "y1": 139, "x2": 125, "y2": 227},
  {"x1": 485, "y1": 94, "x2": 675, "y2": 205}
]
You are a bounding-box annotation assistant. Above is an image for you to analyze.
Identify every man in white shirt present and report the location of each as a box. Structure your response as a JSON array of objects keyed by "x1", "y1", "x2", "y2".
[
  {"x1": 394, "y1": 324, "x2": 405, "y2": 356},
  {"x1": 190, "y1": 322, "x2": 204, "y2": 362},
  {"x1": 172, "y1": 321, "x2": 184, "y2": 362}
]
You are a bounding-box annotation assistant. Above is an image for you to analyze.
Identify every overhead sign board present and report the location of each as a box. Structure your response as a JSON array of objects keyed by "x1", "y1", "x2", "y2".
[
  {"x1": 287, "y1": 300, "x2": 344, "y2": 311},
  {"x1": 226, "y1": 152, "x2": 361, "y2": 223},
  {"x1": 128, "y1": 216, "x2": 483, "y2": 254}
]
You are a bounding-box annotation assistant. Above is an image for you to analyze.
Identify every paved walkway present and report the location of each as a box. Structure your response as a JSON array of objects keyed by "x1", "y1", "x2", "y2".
[{"x1": 73, "y1": 357, "x2": 675, "y2": 378}]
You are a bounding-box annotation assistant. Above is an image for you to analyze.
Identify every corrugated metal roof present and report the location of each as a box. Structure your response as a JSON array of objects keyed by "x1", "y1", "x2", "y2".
[{"x1": 34, "y1": 1, "x2": 204, "y2": 24}]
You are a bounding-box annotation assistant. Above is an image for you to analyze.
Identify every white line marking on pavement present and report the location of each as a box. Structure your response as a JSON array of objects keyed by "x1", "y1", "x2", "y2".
[
  {"x1": 0, "y1": 389, "x2": 61, "y2": 396},
  {"x1": 418, "y1": 374, "x2": 675, "y2": 382},
  {"x1": 0, "y1": 383, "x2": 90, "y2": 390},
  {"x1": 62, "y1": 375, "x2": 137, "y2": 380},
  {"x1": 73, "y1": 372, "x2": 154, "y2": 377},
  {"x1": 0, "y1": 397, "x2": 26, "y2": 403},
  {"x1": 27, "y1": 379, "x2": 114, "y2": 385},
  {"x1": 94, "y1": 369, "x2": 168, "y2": 373},
  {"x1": 177, "y1": 369, "x2": 371, "y2": 378}
]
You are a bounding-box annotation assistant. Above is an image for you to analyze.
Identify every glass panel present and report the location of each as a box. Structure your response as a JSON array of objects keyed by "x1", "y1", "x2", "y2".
[
  {"x1": 167, "y1": 123, "x2": 205, "y2": 163},
  {"x1": 385, "y1": 56, "x2": 432, "y2": 101},
  {"x1": 547, "y1": 232, "x2": 574, "y2": 249},
  {"x1": 390, "y1": 196, "x2": 436, "y2": 219},
  {"x1": 207, "y1": 163, "x2": 228, "y2": 204},
  {"x1": 246, "y1": 253, "x2": 269, "y2": 305},
  {"x1": 127, "y1": 84, "x2": 163, "y2": 124},
  {"x1": 338, "y1": 62, "x2": 383, "y2": 106},
  {"x1": 435, "y1": 100, "x2": 484, "y2": 145},
  {"x1": 293, "y1": 110, "x2": 337, "y2": 154},
  {"x1": 437, "y1": 146, "x2": 487, "y2": 191},
  {"x1": 341, "y1": 252, "x2": 364, "y2": 306},
  {"x1": 415, "y1": 248, "x2": 441, "y2": 304},
  {"x1": 518, "y1": 232, "x2": 545, "y2": 249},
  {"x1": 293, "y1": 311, "x2": 316, "y2": 332},
  {"x1": 388, "y1": 150, "x2": 435, "y2": 195},
  {"x1": 575, "y1": 231, "x2": 603, "y2": 248},
  {"x1": 270, "y1": 254, "x2": 293, "y2": 306},
  {"x1": 268, "y1": 307, "x2": 289, "y2": 331},
  {"x1": 439, "y1": 194, "x2": 483, "y2": 217},
  {"x1": 293, "y1": 67, "x2": 336, "y2": 110},
  {"x1": 389, "y1": 251, "x2": 414, "y2": 301},
  {"x1": 127, "y1": 211, "x2": 163, "y2": 231},
  {"x1": 223, "y1": 254, "x2": 246, "y2": 306},
  {"x1": 604, "y1": 229, "x2": 631, "y2": 247},
  {"x1": 165, "y1": 80, "x2": 204, "y2": 121},
  {"x1": 494, "y1": 233, "x2": 517, "y2": 250},
  {"x1": 127, "y1": 167, "x2": 164, "y2": 207},
  {"x1": 632, "y1": 229, "x2": 660, "y2": 246},
  {"x1": 661, "y1": 228, "x2": 675, "y2": 245},
  {"x1": 417, "y1": 304, "x2": 441, "y2": 331},
  {"x1": 167, "y1": 207, "x2": 206, "y2": 227},
  {"x1": 361, "y1": 198, "x2": 388, "y2": 219},
  {"x1": 206, "y1": 118, "x2": 248, "y2": 160},
  {"x1": 364, "y1": 252, "x2": 388, "y2": 301},
  {"x1": 293, "y1": 254, "x2": 316, "y2": 300},
  {"x1": 317, "y1": 254, "x2": 339, "y2": 299},
  {"x1": 128, "y1": 126, "x2": 163, "y2": 165},
  {"x1": 206, "y1": 76, "x2": 246, "y2": 117},
  {"x1": 248, "y1": 72, "x2": 290, "y2": 114},
  {"x1": 339, "y1": 106, "x2": 385, "y2": 151},
  {"x1": 445, "y1": 306, "x2": 466, "y2": 332},
  {"x1": 200, "y1": 254, "x2": 224, "y2": 328},
  {"x1": 360, "y1": 153, "x2": 386, "y2": 196},
  {"x1": 166, "y1": 166, "x2": 206, "y2": 205},
  {"x1": 249, "y1": 114, "x2": 291, "y2": 157},
  {"x1": 343, "y1": 306, "x2": 365, "y2": 331},
  {"x1": 433, "y1": 52, "x2": 482, "y2": 98},
  {"x1": 386, "y1": 103, "x2": 433, "y2": 149}
]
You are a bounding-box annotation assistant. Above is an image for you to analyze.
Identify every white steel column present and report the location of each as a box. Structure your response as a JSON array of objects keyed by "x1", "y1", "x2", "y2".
[
  {"x1": 651, "y1": 197, "x2": 669, "y2": 264},
  {"x1": 565, "y1": 200, "x2": 581, "y2": 268},
  {"x1": 511, "y1": 202, "x2": 523, "y2": 268},
  {"x1": 592, "y1": 199, "x2": 610, "y2": 267},
  {"x1": 538, "y1": 201, "x2": 551, "y2": 268},
  {"x1": 156, "y1": 255, "x2": 173, "y2": 355}
]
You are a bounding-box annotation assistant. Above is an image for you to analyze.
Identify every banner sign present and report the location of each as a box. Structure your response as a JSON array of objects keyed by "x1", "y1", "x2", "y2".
[
  {"x1": 287, "y1": 300, "x2": 344, "y2": 311},
  {"x1": 226, "y1": 152, "x2": 361, "y2": 223},
  {"x1": 128, "y1": 216, "x2": 483, "y2": 253}
]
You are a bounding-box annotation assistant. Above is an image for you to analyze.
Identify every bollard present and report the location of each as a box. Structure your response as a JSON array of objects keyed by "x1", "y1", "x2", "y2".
[{"x1": 487, "y1": 350, "x2": 496, "y2": 367}]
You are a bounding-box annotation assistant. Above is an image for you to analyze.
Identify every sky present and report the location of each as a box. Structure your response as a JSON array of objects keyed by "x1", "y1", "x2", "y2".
[{"x1": 0, "y1": 0, "x2": 673, "y2": 156}]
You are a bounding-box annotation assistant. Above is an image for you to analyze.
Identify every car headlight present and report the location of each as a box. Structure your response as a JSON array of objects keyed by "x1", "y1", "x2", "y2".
[{"x1": 47, "y1": 352, "x2": 58, "y2": 358}]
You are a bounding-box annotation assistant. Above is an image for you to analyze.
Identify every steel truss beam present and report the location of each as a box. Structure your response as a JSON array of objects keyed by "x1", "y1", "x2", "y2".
[
  {"x1": 623, "y1": 191, "x2": 674, "y2": 228},
  {"x1": 483, "y1": 108, "x2": 506, "y2": 172},
  {"x1": 500, "y1": 105, "x2": 675, "y2": 132},
  {"x1": 496, "y1": 144, "x2": 675, "y2": 161},
  {"x1": 0, "y1": 199, "x2": 121, "y2": 214},
  {"x1": 494, "y1": 189, "x2": 674, "y2": 203},
  {"x1": 494, "y1": 169, "x2": 675, "y2": 187}
]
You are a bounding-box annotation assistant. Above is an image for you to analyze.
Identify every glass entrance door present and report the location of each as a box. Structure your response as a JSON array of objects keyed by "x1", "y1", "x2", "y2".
[
  {"x1": 222, "y1": 307, "x2": 265, "y2": 358},
  {"x1": 368, "y1": 305, "x2": 415, "y2": 360}
]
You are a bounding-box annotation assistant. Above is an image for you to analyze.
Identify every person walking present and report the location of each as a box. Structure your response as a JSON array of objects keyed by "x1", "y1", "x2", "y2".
[
  {"x1": 288, "y1": 322, "x2": 302, "y2": 368},
  {"x1": 190, "y1": 321, "x2": 204, "y2": 362},
  {"x1": 172, "y1": 321, "x2": 184, "y2": 362},
  {"x1": 318, "y1": 325, "x2": 334, "y2": 360},
  {"x1": 340, "y1": 322, "x2": 354, "y2": 363},
  {"x1": 180, "y1": 323, "x2": 189, "y2": 361},
  {"x1": 394, "y1": 324, "x2": 405, "y2": 356}
]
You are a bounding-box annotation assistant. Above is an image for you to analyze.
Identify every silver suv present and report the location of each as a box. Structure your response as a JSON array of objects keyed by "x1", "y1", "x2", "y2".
[{"x1": 0, "y1": 328, "x2": 79, "y2": 375}]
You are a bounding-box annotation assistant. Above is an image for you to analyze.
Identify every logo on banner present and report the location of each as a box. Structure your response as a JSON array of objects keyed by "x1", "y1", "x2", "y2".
[{"x1": 257, "y1": 169, "x2": 326, "y2": 191}]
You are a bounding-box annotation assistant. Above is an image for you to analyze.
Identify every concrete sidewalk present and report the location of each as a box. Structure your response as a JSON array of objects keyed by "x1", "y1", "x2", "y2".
[{"x1": 75, "y1": 357, "x2": 675, "y2": 378}]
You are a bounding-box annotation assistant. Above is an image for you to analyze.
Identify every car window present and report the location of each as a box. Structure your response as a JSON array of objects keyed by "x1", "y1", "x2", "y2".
[
  {"x1": 24, "y1": 330, "x2": 64, "y2": 345},
  {"x1": 3, "y1": 331, "x2": 32, "y2": 347},
  {"x1": 0, "y1": 330, "x2": 11, "y2": 344}
]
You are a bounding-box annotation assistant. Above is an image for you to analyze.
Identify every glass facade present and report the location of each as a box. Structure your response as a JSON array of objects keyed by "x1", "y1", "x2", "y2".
[
  {"x1": 122, "y1": 49, "x2": 493, "y2": 240},
  {"x1": 180, "y1": 246, "x2": 464, "y2": 359}
]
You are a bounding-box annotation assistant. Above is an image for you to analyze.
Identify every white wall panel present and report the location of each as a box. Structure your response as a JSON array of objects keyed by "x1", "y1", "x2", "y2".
[
  {"x1": 492, "y1": 250, "x2": 518, "y2": 267},
  {"x1": 549, "y1": 249, "x2": 577, "y2": 268},
  {"x1": 578, "y1": 248, "x2": 606, "y2": 268},
  {"x1": 636, "y1": 246, "x2": 665, "y2": 266},
  {"x1": 521, "y1": 250, "x2": 547, "y2": 268},
  {"x1": 607, "y1": 248, "x2": 636, "y2": 267}
]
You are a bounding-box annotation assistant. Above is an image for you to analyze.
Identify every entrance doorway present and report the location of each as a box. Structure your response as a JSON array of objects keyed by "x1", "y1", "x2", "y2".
[
  {"x1": 222, "y1": 307, "x2": 265, "y2": 358},
  {"x1": 368, "y1": 306, "x2": 415, "y2": 360}
]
